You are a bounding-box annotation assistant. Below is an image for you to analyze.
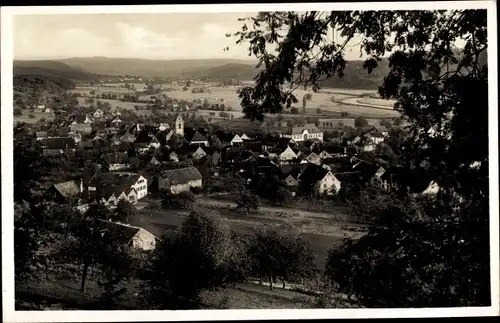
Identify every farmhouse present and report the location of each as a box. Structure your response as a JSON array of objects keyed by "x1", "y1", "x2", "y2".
[
  {"x1": 281, "y1": 124, "x2": 323, "y2": 142},
  {"x1": 45, "y1": 180, "x2": 81, "y2": 204},
  {"x1": 158, "y1": 166, "x2": 203, "y2": 194},
  {"x1": 97, "y1": 220, "x2": 158, "y2": 251},
  {"x1": 298, "y1": 164, "x2": 342, "y2": 196},
  {"x1": 88, "y1": 172, "x2": 148, "y2": 200},
  {"x1": 70, "y1": 123, "x2": 92, "y2": 135}
]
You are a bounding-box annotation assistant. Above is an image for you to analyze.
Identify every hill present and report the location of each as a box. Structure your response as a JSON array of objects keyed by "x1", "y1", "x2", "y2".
[
  {"x1": 58, "y1": 57, "x2": 257, "y2": 79},
  {"x1": 58, "y1": 56, "x2": 386, "y2": 89}
]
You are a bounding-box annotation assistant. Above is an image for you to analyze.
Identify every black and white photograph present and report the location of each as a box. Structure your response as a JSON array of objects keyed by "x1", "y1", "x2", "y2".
[{"x1": 1, "y1": 1, "x2": 498, "y2": 321}]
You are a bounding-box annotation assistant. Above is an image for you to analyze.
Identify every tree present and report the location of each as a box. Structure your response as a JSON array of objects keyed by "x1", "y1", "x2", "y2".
[
  {"x1": 96, "y1": 242, "x2": 134, "y2": 309},
  {"x1": 144, "y1": 211, "x2": 236, "y2": 309},
  {"x1": 14, "y1": 108, "x2": 22, "y2": 116},
  {"x1": 161, "y1": 190, "x2": 195, "y2": 210},
  {"x1": 302, "y1": 93, "x2": 312, "y2": 113},
  {"x1": 354, "y1": 116, "x2": 368, "y2": 129},
  {"x1": 248, "y1": 226, "x2": 318, "y2": 290},
  {"x1": 113, "y1": 200, "x2": 134, "y2": 222},
  {"x1": 290, "y1": 107, "x2": 299, "y2": 114},
  {"x1": 316, "y1": 107, "x2": 322, "y2": 115},
  {"x1": 228, "y1": 10, "x2": 489, "y2": 306},
  {"x1": 237, "y1": 191, "x2": 259, "y2": 214},
  {"x1": 379, "y1": 119, "x2": 393, "y2": 129}
]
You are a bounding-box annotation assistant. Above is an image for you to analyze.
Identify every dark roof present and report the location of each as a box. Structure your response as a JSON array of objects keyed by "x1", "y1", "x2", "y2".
[
  {"x1": 90, "y1": 172, "x2": 142, "y2": 189},
  {"x1": 97, "y1": 220, "x2": 143, "y2": 245},
  {"x1": 236, "y1": 141, "x2": 263, "y2": 153},
  {"x1": 298, "y1": 164, "x2": 330, "y2": 183},
  {"x1": 322, "y1": 156, "x2": 354, "y2": 172},
  {"x1": 353, "y1": 161, "x2": 384, "y2": 181},
  {"x1": 323, "y1": 143, "x2": 344, "y2": 154},
  {"x1": 160, "y1": 167, "x2": 203, "y2": 185},
  {"x1": 189, "y1": 131, "x2": 208, "y2": 143},
  {"x1": 334, "y1": 171, "x2": 363, "y2": 183},
  {"x1": 41, "y1": 137, "x2": 76, "y2": 149},
  {"x1": 214, "y1": 131, "x2": 236, "y2": 143},
  {"x1": 102, "y1": 152, "x2": 130, "y2": 164}
]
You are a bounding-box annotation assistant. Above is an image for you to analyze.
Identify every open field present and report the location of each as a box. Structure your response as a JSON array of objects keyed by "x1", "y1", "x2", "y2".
[
  {"x1": 16, "y1": 275, "x2": 357, "y2": 310},
  {"x1": 130, "y1": 197, "x2": 361, "y2": 271},
  {"x1": 72, "y1": 83, "x2": 400, "y2": 119},
  {"x1": 14, "y1": 111, "x2": 54, "y2": 124}
]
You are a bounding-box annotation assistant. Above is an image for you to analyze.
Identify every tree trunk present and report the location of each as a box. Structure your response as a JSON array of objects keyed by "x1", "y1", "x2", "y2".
[
  {"x1": 233, "y1": 281, "x2": 237, "y2": 288},
  {"x1": 282, "y1": 280, "x2": 286, "y2": 289},
  {"x1": 269, "y1": 274, "x2": 273, "y2": 290},
  {"x1": 80, "y1": 261, "x2": 90, "y2": 292}
]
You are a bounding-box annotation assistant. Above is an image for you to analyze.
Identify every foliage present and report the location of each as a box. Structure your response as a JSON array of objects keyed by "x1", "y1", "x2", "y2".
[
  {"x1": 354, "y1": 116, "x2": 368, "y2": 129},
  {"x1": 112, "y1": 200, "x2": 134, "y2": 222},
  {"x1": 248, "y1": 226, "x2": 318, "y2": 290},
  {"x1": 14, "y1": 108, "x2": 23, "y2": 116},
  {"x1": 96, "y1": 242, "x2": 134, "y2": 308},
  {"x1": 161, "y1": 190, "x2": 196, "y2": 210},
  {"x1": 326, "y1": 194, "x2": 489, "y2": 307},
  {"x1": 230, "y1": 9, "x2": 489, "y2": 307},
  {"x1": 236, "y1": 191, "x2": 260, "y2": 214},
  {"x1": 144, "y1": 211, "x2": 236, "y2": 309}
]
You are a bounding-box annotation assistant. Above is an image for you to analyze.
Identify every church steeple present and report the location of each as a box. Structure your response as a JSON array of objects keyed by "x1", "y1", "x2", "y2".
[{"x1": 175, "y1": 114, "x2": 184, "y2": 137}]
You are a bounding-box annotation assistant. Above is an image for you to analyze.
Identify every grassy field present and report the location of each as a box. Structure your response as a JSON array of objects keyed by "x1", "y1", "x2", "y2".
[
  {"x1": 71, "y1": 83, "x2": 400, "y2": 119},
  {"x1": 130, "y1": 197, "x2": 360, "y2": 271},
  {"x1": 16, "y1": 274, "x2": 358, "y2": 310},
  {"x1": 14, "y1": 111, "x2": 54, "y2": 124}
]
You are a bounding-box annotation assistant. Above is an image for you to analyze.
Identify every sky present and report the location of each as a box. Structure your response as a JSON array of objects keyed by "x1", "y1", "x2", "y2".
[{"x1": 13, "y1": 13, "x2": 364, "y2": 61}]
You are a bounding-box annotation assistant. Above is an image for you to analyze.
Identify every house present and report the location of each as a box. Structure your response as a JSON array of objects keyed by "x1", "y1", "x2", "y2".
[
  {"x1": 84, "y1": 114, "x2": 94, "y2": 124},
  {"x1": 281, "y1": 124, "x2": 323, "y2": 142},
  {"x1": 279, "y1": 146, "x2": 298, "y2": 163},
  {"x1": 36, "y1": 131, "x2": 48, "y2": 140},
  {"x1": 97, "y1": 220, "x2": 158, "y2": 251},
  {"x1": 149, "y1": 156, "x2": 161, "y2": 166},
  {"x1": 94, "y1": 109, "x2": 104, "y2": 119},
  {"x1": 110, "y1": 115, "x2": 123, "y2": 125},
  {"x1": 158, "y1": 167, "x2": 203, "y2": 194},
  {"x1": 187, "y1": 131, "x2": 209, "y2": 146},
  {"x1": 159, "y1": 123, "x2": 171, "y2": 132},
  {"x1": 298, "y1": 164, "x2": 342, "y2": 196},
  {"x1": 120, "y1": 132, "x2": 136, "y2": 143},
  {"x1": 45, "y1": 181, "x2": 81, "y2": 204},
  {"x1": 352, "y1": 161, "x2": 386, "y2": 187},
  {"x1": 230, "y1": 134, "x2": 244, "y2": 146},
  {"x1": 102, "y1": 152, "x2": 131, "y2": 171},
  {"x1": 192, "y1": 146, "x2": 207, "y2": 160},
  {"x1": 40, "y1": 137, "x2": 76, "y2": 155},
  {"x1": 305, "y1": 152, "x2": 322, "y2": 166},
  {"x1": 70, "y1": 123, "x2": 93, "y2": 135},
  {"x1": 89, "y1": 172, "x2": 148, "y2": 200},
  {"x1": 366, "y1": 131, "x2": 385, "y2": 144},
  {"x1": 241, "y1": 133, "x2": 251, "y2": 140}
]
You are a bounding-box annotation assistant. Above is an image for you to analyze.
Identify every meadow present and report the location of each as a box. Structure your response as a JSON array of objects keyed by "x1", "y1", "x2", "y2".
[{"x1": 72, "y1": 82, "x2": 400, "y2": 119}]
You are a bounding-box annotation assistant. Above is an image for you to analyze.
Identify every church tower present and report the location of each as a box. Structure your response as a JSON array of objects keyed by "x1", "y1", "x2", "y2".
[{"x1": 175, "y1": 115, "x2": 184, "y2": 137}]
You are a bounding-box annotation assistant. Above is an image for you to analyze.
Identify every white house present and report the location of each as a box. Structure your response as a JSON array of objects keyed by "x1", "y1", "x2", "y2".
[
  {"x1": 230, "y1": 134, "x2": 244, "y2": 146},
  {"x1": 94, "y1": 109, "x2": 104, "y2": 119},
  {"x1": 279, "y1": 146, "x2": 298, "y2": 163},
  {"x1": 88, "y1": 172, "x2": 148, "y2": 200},
  {"x1": 158, "y1": 167, "x2": 203, "y2": 194},
  {"x1": 281, "y1": 124, "x2": 323, "y2": 142},
  {"x1": 98, "y1": 220, "x2": 158, "y2": 251}
]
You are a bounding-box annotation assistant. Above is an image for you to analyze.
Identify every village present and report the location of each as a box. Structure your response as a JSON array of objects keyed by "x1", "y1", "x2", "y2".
[{"x1": 25, "y1": 104, "x2": 441, "y2": 252}]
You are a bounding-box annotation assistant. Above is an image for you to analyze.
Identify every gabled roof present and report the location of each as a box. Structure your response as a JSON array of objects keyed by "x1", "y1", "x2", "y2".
[
  {"x1": 52, "y1": 181, "x2": 80, "y2": 198},
  {"x1": 90, "y1": 172, "x2": 142, "y2": 189},
  {"x1": 298, "y1": 164, "x2": 330, "y2": 183},
  {"x1": 160, "y1": 167, "x2": 203, "y2": 185},
  {"x1": 189, "y1": 131, "x2": 208, "y2": 143},
  {"x1": 353, "y1": 161, "x2": 385, "y2": 181},
  {"x1": 97, "y1": 220, "x2": 157, "y2": 245}
]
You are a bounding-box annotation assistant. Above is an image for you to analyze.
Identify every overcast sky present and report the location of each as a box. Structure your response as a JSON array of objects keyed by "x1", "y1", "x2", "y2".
[{"x1": 14, "y1": 13, "x2": 365, "y2": 61}]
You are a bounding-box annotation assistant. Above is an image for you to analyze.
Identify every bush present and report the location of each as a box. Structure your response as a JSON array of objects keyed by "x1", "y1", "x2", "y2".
[
  {"x1": 14, "y1": 108, "x2": 23, "y2": 116},
  {"x1": 161, "y1": 190, "x2": 196, "y2": 210}
]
